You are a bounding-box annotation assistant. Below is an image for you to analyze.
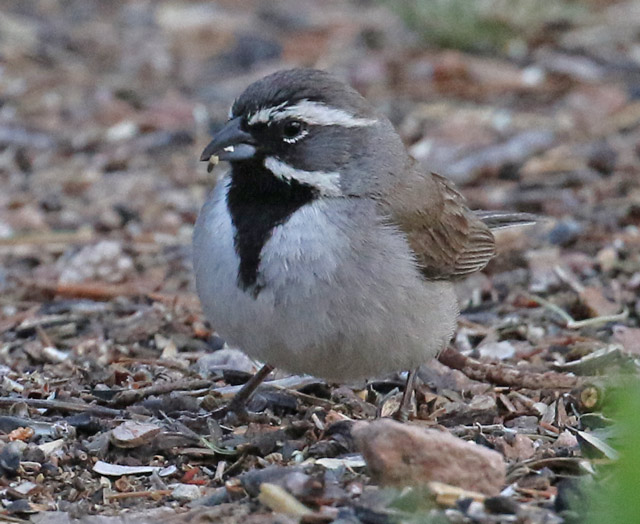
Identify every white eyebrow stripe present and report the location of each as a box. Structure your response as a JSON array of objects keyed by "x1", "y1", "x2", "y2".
[
  {"x1": 264, "y1": 156, "x2": 342, "y2": 196},
  {"x1": 248, "y1": 101, "x2": 287, "y2": 126},
  {"x1": 249, "y1": 100, "x2": 377, "y2": 128}
]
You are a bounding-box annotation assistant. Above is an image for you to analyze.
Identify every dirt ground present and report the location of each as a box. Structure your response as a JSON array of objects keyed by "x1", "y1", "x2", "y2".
[{"x1": 1, "y1": 1, "x2": 640, "y2": 523}]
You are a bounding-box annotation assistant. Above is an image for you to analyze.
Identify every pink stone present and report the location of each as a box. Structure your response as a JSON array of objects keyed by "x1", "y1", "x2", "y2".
[{"x1": 353, "y1": 419, "x2": 506, "y2": 496}]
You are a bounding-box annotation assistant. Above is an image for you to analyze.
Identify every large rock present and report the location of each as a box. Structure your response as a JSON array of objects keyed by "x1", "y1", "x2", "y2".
[{"x1": 353, "y1": 419, "x2": 505, "y2": 496}]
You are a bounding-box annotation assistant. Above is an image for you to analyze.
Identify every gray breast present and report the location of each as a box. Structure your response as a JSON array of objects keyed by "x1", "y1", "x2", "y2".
[{"x1": 193, "y1": 179, "x2": 458, "y2": 381}]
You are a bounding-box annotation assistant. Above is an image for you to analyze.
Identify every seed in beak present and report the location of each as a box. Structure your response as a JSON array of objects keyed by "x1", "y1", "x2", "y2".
[{"x1": 207, "y1": 155, "x2": 220, "y2": 173}]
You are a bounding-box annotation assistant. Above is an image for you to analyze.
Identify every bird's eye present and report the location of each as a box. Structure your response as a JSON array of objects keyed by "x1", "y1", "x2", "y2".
[{"x1": 282, "y1": 120, "x2": 307, "y2": 142}]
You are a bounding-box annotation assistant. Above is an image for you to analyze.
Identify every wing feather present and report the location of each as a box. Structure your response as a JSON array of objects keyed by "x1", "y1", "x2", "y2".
[{"x1": 383, "y1": 170, "x2": 497, "y2": 280}]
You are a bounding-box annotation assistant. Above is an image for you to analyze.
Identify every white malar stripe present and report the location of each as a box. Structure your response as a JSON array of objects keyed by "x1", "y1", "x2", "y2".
[
  {"x1": 264, "y1": 157, "x2": 342, "y2": 196},
  {"x1": 249, "y1": 100, "x2": 377, "y2": 128}
]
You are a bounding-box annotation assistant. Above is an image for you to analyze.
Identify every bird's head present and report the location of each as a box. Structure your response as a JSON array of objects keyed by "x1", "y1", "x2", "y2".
[{"x1": 200, "y1": 68, "x2": 407, "y2": 197}]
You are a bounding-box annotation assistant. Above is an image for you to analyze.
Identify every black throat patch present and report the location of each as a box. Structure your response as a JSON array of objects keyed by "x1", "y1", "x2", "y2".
[{"x1": 226, "y1": 160, "x2": 317, "y2": 296}]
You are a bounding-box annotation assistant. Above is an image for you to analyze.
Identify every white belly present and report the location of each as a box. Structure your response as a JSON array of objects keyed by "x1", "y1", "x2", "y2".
[{"x1": 193, "y1": 177, "x2": 458, "y2": 381}]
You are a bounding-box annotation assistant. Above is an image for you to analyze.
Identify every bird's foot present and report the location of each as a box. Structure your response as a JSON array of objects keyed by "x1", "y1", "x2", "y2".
[
  {"x1": 210, "y1": 363, "x2": 275, "y2": 422},
  {"x1": 209, "y1": 401, "x2": 246, "y2": 421},
  {"x1": 391, "y1": 367, "x2": 419, "y2": 422},
  {"x1": 210, "y1": 397, "x2": 272, "y2": 424},
  {"x1": 392, "y1": 404, "x2": 411, "y2": 422}
]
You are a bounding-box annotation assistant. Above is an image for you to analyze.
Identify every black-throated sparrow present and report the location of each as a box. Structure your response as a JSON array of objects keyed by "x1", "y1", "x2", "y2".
[{"x1": 194, "y1": 68, "x2": 534, "y2": 419}]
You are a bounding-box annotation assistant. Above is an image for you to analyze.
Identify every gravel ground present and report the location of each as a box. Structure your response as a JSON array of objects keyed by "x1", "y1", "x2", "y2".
[{"x1": 1, "y1": 1, "x2": 640, "y2": 522}]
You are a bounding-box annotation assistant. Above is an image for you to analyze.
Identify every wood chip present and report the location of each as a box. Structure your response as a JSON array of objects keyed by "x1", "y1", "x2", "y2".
[
  {"x1": 427, "y1": 481, "x2": 487, "y2": 507},
  {"x1": 110, "y1": 421, "x2": 162, "y2": 448},
  {"x1": 93, "y1": 461, "x2": 176, "y2": 477},
  {"x1": 258, "y1": 483, "x2": 313, "y2": 516}
]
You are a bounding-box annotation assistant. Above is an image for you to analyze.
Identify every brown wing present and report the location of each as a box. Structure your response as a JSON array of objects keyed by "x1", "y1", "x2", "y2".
[{"x1": 383, "y1": 170, "x2": 496, "y2": 280}]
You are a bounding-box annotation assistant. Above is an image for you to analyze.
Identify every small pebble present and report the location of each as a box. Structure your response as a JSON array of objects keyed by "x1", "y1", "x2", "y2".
[
  {"x1": 171, "y1": 483, "x2": 203, "y2": 502},
  {"x1": 0, "y1": 442, "x2": 23, "y2": 475}
]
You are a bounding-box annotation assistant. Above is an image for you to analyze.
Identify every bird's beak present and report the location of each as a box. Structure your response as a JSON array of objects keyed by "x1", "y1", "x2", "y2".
[{"x1": 200, "y1": 117, "x2": 257, "y2": 170}]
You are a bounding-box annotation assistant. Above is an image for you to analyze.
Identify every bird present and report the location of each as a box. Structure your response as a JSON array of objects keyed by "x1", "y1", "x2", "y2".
[{"x1": 194, "y1": 68, "x2": 535, "y2": 420}]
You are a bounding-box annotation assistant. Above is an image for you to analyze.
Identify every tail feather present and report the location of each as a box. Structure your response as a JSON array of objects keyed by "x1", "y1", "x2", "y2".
[{"x1": 475, "y1": 210, "x2": 539, "y2": 231}]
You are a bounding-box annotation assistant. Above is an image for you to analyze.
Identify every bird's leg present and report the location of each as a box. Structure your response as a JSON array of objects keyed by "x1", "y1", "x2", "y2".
[
  {"x1": 393, "y1": 367, "x2": 419, "y2": 422},
  {"x1": 228, "y1": 363, "x2": 274, "y2": 412},
  {"x1": 212, "y1": 363, "x2": 274, "y2": 420}
]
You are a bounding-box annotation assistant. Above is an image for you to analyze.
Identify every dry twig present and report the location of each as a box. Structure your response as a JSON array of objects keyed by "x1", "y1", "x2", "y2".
[
  {"x1": 106, "y1": 490, "x2": 172, "y2": 501},
  {"x1": 528, "y1": 294, "x2": 628, "y2": 329},
  {"x1": 26, "y1": 279, "x2": 160, "y2": 301},
  {"x1": 111, "y1": 379, "x2": 212, "y2": 407},
  {"x1": 437, "y1": 347, "x2": 582, "y2": 390},
  {"x1": 0, "y1": 397, "x2": 123, "y2": 417}
]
